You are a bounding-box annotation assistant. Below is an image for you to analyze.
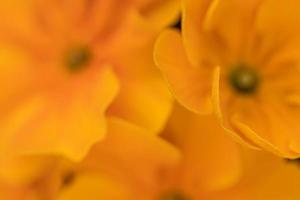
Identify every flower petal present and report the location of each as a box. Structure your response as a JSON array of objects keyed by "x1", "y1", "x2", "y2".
[
  {"x1": 230, "y1": 99, "x2": 300, "y2": 158},
  {"x1": 0, "y1": 155, "x2": 55, "y2": 185},
  {"x1": 154, "y1": 29, "x2": 213, "y2": 114},
  {"x1": 256, "y1": 0, "x2": 300, "y2": 39},
  {"x1": 209, "y1": 150, "x2": 300, "y2": 200},
  {"x1": 58, "y1": 173, "x2": 132, "y2": 200},
  {"x1": 2, "y1": 66, "x2": 119, "y2": 162},
  {"x1": 202, "y1": 0, "x2": 261, "y2": 58},
  {"x1": 136, "y1": 0, "x2": 181, "y2": 28},
  {"x1": 109, "y1": 34, "x2": 173, "y2": 133},
  {"x1": 211, "y1": 66, "x2": 263, "y2": 150},
  {"x1": 182, "y1": 0, "x2": 211, "y2": 65},
  {"x1": 80, "y1": 117, "x2": 181, "y2": 192},
  {"x1": 163, "y1": 104, "x2": 241, "y2": 193}
]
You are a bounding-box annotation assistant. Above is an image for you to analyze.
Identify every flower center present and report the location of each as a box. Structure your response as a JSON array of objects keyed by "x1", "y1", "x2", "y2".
[
  {"x1": 62, "y1": 171, "x2": 76, "y2": 186},
  {"x1": 229, "y1": 64, "x2": 259, "y2": 94},
  {"x1": 160, "y1": 191, "x2": 189, "y2": 200},
  {"x1": 286, "y1": 158, "x2": 300, "y2": 166},
  {"x1": 65, "y1": 45, "x2": 92, "y2": 72}
]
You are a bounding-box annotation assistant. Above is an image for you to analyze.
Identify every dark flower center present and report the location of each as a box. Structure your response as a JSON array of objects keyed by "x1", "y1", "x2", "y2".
[
  {"x1": 65, "y1": 45, "x2": 92, "y2": 72},
  {"x1": 229, "y1": 64, "x2": 259, "y2": 94},
  {"x1": 286, "y1": 158, "x2": 300, "y2": 166},
  {"x1": 62, "y1": 171, "x2": 76, "y2": 186},
  {"x1": 160, "y1": 191, "x2": 189, "y2": 200}
]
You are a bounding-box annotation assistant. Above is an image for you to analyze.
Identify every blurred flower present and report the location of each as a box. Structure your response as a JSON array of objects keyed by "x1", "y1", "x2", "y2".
[
  {"x1": 27, "y1": 105, "x2": 300, "y2": 200},
  {"x1": 43, "y1": 117, "x2": 181, "y2": 200},
  {"x1": 164, "y1": 106, "x2": 300, "y2": 200},
  {"x1": 39, "y1": 107, "x2": 240, "y2": 200},
  {"x1": 0, "y1": 0, "x2": 179, "y2": 162},
  {"x1": 155, "y1": 0, "x2": 300, "y2": 158}
]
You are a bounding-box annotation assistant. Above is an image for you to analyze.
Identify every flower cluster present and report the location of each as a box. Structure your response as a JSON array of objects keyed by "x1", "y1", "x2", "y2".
[{"x1": 1, "y1": 0, "x2": 300, "y2": 200}]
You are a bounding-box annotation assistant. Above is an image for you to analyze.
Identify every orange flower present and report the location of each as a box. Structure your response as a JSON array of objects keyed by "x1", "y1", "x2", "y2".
[
  {"x1": 40, "y1": 117, "x2": 181, "y2": 200},
  {"x1": 0, "y1": 0, "x2": 179, "y2": 161},
  {"x1": 32, "y1": 107, "x2": 240, "y2": 200},
  {"x1": 155, "y1": 0, "x2": 300, "y2": 158},
  {"x1": 40, "y1": 105, "x2": 300, "y2": 200}
]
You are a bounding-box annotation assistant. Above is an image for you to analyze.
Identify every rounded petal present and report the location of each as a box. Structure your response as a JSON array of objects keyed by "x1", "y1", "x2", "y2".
[
  {"x1": 154, "y1": 29, "x2": 213, "y2": 114},
  {"x1": 109, "y1": 36, "x2": 173, "y2": 133},
  {"x1": 80, "y1": 117, "x2": 181, "y2": 190},
  {"x1": 50, "y1": 117, "x2": 181, "y2": 200},
  {"x1": 2, "y1": 66, "x2": 119, "y2": 162}
]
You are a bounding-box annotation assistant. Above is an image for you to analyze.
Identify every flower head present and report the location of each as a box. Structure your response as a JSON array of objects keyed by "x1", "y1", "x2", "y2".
[
  {"x1": 0, "y1": 0, "x2": 179, "y2": 161},
  {"x1": 154, "y1": 0, "x2": 300, "y2": 158},
  {"x1": 33, "y1": 105, "x2": 300, "y2": 200}
]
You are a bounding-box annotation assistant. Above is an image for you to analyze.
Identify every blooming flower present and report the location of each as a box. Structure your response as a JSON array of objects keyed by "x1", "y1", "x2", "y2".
[
  {"x1": 44, "y1": 116, "x2": 181, "y2": 200},
  {"x1": 0, "y1": 0, "x2": 178, "y2": 162},
  {"x1": 42, "y1": 107, "x2": 240, "y2": 200},
  {"x1": 155, "y1": 0, "x2": 300, "y2": 157},
  {"x1": 26, "y1": 105, "x2": 300, "y2": 200}
]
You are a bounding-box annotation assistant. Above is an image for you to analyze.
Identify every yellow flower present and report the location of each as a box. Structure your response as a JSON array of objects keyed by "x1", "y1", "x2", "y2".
[
  {"x1": 39, "y1": 107, "x2": 240, "y2": 200},
  {"x1": 44, "y1": 117, "x2": 181, "y2": 200},
  {"x1": 39, "y1": 105, "x2": 300, "y2": 200},
  {"x1": 0, "y1": 0, "x2": 179, "y2": 161},
  {"x1": 154, "y1": 0, "x2": 300, "y2": 158}
]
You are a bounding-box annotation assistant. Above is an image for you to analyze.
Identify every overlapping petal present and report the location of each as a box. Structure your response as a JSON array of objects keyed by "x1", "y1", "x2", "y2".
[
  {"x1": 155, "y1": 0, "x2": 300, "y2": 157},
  {"x1": 155, "y1": 29, "x2": 213, "y2": 114},
  {"x1": 0, "y1": 0, "x2": 179, "y2": 163},
  {"x1": 163, "y1": 105, "x2": 242, "y2": 195},
  {"x1": 55, "y1": 117, "x2": 181, "y2": 200}
]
